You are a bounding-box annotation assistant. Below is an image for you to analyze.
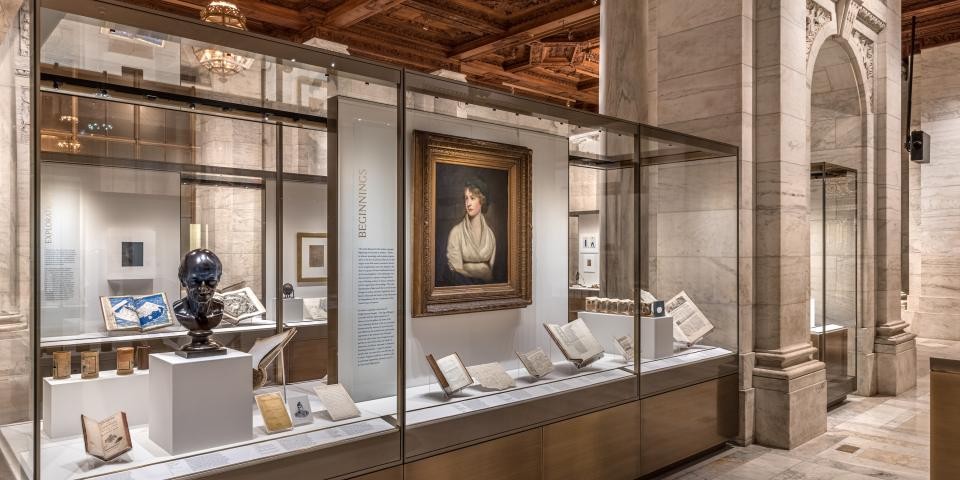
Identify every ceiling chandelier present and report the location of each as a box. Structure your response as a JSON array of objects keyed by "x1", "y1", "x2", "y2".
[
  {"x1": 57, "y1": 135, "x2": 81, "y2": 152},
  {"x1": 194, "y1": 1, "x2": 255, "y2": 79}
]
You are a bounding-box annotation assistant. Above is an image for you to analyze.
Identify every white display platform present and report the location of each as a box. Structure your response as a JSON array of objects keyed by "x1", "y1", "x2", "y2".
[
  {"x1": 405, "y1": 354, "x2": 633, "y2": 426},
  {"x1": 149, "y1": 350, "x2": 252, "y2": 455},
  {"x1": 638, "y1": 346, "x2": 735, "y2": 374},
  {"x1": 271, "y1": 298, "x2": 304, "y2": 323},
  {"x1": 640, "y1": 315, "x2": 674, "y2": 360},
  {"x1": 0, "y1": 379, "x2": 400, "y2": 480},
  {"x1": 577, "y1": 311, "x2": 634, "y2": 355},
  {"x1": 811, "y1": 323, "x2": 846, "y2": 334},
  {"x1": 42, "y1": 370, "x2": 150, "y2": 439}
]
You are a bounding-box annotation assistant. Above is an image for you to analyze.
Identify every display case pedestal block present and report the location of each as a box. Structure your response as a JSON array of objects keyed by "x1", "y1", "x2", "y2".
[
  {"x1": 149, "y1": 349, "x2": 252, "y2": 455},
  {"x1": 640, "y1": 315, "x2": 674, "y2": 360},
  {"x1": 42, "y1": 370, "x2": 150, "y2": 439},
  {"x1": 272, "y1": 298, "x2": 304, "y2": 323},
  {"x1": 578, "y1": 311, "x2": 634, "y2": 356}
]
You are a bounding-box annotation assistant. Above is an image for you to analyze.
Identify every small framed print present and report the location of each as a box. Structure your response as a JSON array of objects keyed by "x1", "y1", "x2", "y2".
[
  {"x1": 297, "y1": 233, "x2": 328, "y2": 284},
  {"x1": 579, "y1": 234, "x2": 599, "y2": 253},
  {"x1": 581, "y1": 253, "x2": 599, "y2": 274},
  {"x1": 286, "y1": 394, "x2": 313, "y2": 426}
]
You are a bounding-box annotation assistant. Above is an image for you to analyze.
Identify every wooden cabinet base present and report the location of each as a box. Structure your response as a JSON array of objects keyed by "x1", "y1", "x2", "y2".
[
  {"x1": 639, "y1": 374, "x2": 738, "y2": 477},
  {"x1": 404, "y1": 430, "x2": 541, "y2": 480}
]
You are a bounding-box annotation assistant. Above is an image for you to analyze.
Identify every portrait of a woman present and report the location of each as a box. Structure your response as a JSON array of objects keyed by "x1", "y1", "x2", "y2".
[
  {"x1": 433, "y1": 162, "x2": 508, "y2": 287},
  {"x1": 413, "y1": 130, "x2": 531, "y2": 316},
  {"x1": 446, "y1": 179, "x2": 496, "y2": 283}
]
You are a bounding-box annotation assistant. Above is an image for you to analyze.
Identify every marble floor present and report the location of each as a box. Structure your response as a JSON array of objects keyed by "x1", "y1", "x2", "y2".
[{"x1": 663, "y1": 337, "x2": 955, "y2": 480}]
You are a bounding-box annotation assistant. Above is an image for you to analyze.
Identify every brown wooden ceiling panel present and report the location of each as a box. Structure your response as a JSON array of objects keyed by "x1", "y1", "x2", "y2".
[
  {"x1": 120, "y1": 0, "x2": 602, "y2": 109},
  {"x1": 903, "y1": 0, "x2": 960, "y2": 52}
]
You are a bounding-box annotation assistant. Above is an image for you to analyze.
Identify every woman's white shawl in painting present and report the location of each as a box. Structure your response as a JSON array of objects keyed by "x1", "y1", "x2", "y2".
[{"x1": 446, "y1": 213, "x2": 496, "y2": 282}]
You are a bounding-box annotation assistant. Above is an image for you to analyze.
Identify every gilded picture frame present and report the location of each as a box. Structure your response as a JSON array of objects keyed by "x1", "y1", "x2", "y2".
[{"x1": 413, "y1": 130, "x2": 532, "y2": 317}]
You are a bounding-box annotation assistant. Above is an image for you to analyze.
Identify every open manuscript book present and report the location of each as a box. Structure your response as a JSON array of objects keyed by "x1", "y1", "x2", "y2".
[
  {"x1": 543, "y1": 319, "x2": 604, "y2": 368},
  {"x1": 665, "y1": 290, "x2": 714, "y2": 346}
]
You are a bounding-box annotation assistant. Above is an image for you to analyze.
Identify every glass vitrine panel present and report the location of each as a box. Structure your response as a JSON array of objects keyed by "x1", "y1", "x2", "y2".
[{"x1": 0, "y1": 4, "x2": 403, "y2": 478}]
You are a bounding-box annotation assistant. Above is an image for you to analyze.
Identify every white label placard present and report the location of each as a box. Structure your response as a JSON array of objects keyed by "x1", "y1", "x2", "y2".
[{"x1": 333, "y1": 97, "x2": 398, "y2": 402}]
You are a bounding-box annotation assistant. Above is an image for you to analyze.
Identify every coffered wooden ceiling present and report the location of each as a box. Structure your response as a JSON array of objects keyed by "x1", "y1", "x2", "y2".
[
  {"x1": 903, "y1": 0, "x2": 960, "y2": 53},
  {"x1": 125, "y1": 0, "x2": 602, "y2": 109}
]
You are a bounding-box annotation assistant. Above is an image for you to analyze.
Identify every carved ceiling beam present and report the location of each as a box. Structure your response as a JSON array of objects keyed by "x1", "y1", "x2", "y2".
[
  {"x1": 160, "y1": 0, "x2": 308, "y2": 31},
  {"x1": 450, "y1": 2, "x2": 599, "y2": 61},
  {"x1": 309, "y1": 25, "x2": 458, "y2": 71},
  {"x1": 403, "y1": 0, "x2": 506, "y2": 36},
  {"x1": 325, "y1": 0, "x2": 407, "y2": 28},
  {"x1": 577, "y1": 77, "x2": 599, "y2": 91},
  {"x1": 461, "y1": 60, "x2": 597, "y2": 104},
  {"x1": 902, "y1": 10, "x2": 960, "y2": 50}
]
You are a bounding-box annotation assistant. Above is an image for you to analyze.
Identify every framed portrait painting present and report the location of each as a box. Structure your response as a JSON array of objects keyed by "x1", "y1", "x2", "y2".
[
  {"x1": 413, "y1": 130, "x2": 532, "y2": 317},
  {"x1": 297, "y1": 233, "x2": 328, "y2": 283}
]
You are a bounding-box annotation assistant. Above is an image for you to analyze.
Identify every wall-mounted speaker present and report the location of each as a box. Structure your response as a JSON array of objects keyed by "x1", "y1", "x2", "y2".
[{"x1": 909, "y1": 130, "x2": 930, "y2": 164}]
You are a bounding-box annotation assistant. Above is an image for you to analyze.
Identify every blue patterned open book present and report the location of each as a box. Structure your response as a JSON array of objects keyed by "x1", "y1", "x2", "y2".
[{"x1": 99, "y1": 293, "x2": 174, "y2": 332}]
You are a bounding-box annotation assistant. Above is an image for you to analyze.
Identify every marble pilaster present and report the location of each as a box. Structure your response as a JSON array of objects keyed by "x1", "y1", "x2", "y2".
[
  {"x1": 753, "y1": 0, "x2": 827, "y2": 449},
  {"x1": 871, "y1": 0, "x2": 916, "y2": 395},
  {"x1": 655, "y1": 0, "x2": 755, "y2": 446}
]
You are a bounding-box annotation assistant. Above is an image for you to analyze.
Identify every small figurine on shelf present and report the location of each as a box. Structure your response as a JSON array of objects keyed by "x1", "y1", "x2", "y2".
[
  {"x1": 173, "y1": 249, "x2": 227, "y2": 358},
  {"x1": 282, "y1": 283, "x2": 294, "y2": 299},
  {"x1": 136, "y1": 345, "x2": 151, "y2": 370},
  {"x1": 52, "y1": 351, "x2": 71, "y2": 379},
  {"x1": 116, "y1": 347, "x2": 134, "y2": 375}
]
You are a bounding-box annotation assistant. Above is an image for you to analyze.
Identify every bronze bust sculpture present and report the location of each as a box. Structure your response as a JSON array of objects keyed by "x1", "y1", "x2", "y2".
[{"x1": 173, "y1": 249, "x2": 227, "y2": 358}]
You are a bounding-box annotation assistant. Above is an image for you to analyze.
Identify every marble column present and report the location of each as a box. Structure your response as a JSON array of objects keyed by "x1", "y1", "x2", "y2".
[
  {"x1": 752, "y1": 0, "x2": 827, "y2": 449},
  {"x1": 598, "y1": 0, "x2": 646, "y2": 299},
  {"x1": 0, "y1": 0, "x2": 31, "y2": 427},
  {"x1": 872, "y1": 0, "x2": 916, "y2": 396},
  {"x1": 654, "y1": 0, "x2": 756, "y2": 446},
  {"x1": 600, "y1": 0, "x2": 648, "y2": 122}
]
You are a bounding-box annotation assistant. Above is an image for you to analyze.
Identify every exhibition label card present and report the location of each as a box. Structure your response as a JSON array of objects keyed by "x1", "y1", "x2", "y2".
[
  {"x1": 466, "y1": 362, "x2": 516, "y2": 390},
  {"x1": 516, "y1": 347, "x2": 555, "y2": 378},
  {"x1": 255, "y1": 392, "x2": 293, "y2": 433},
  {"x1": 313, "y1": 384, "x2": 361, "y2": 421}
]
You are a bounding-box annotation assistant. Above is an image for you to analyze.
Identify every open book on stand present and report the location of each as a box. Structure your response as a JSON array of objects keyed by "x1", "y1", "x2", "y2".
[
  {"x1": 81, "y1": 412, "x2": 133, "y2": 461},
  {"x1": 543, "y1": 318, "x2": 604, "y2": 368},
  {"x1": 100, "y1": 293, "x2": 173, "y2": 332},
  {"x1": 666, "y1": 290, "x2": 714, "y2": 346},
  {"x1": 426, "y1": 353, "x2": 473, "y2": 396},
  {"x1": 248, "y1": 328, "x2": 298, "y2": 388}
]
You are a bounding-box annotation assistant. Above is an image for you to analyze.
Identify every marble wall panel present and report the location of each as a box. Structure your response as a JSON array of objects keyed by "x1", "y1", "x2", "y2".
[
  {"x1": 656, "y1": 210, "x2": 738, "y2": 258},
  {"x1": 658, "y1": 64, "x2": 742, "y2": 125},
  {"x1": 651, "y1": 159, "x2": 738, "y2": 213},
  {"x1": 658, "y1": 16, "x2": 743, "y2": 82}
]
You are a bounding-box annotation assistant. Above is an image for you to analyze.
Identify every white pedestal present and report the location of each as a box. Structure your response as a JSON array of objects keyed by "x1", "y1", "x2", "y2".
[
  {"x1": 640, "y1": 315, "x2": 674, "y2": 360},
  {"x1": 42, "y1": 370, "x2": 150, "y2": 439},
  {"x1": 271, "y1": 298, "x2": 304, "y2": 323},
  {"x1": 148, "y1": 349, "x2": 252, "y2": 455},
  {"x1": 578, "y1": 311, "x2": 634, "y2": 355}
]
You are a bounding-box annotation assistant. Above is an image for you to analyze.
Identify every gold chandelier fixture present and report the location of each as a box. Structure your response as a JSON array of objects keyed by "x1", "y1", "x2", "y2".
[
  {"x1": 57, "y1": 135, "x2": 81, "y2": 152},
  {"x1": 194, "y1": 1, "x2": 255, "y2": 78}
]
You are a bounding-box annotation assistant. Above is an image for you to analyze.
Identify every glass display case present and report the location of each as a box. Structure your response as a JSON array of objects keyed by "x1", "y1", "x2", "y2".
[
  {"x1": 401, "y1": 71, "x2": 641, "y2": 459},
  {"x1": 638, "y1": 126, "x2": 740, "y2": 397},
  {"x1": 1, "y1": 1, "x2": 403, "y2": 478},
  {"x1": 810, "y1": 162, "x2": 858, "y2": 405},
  {"x1": 0, "y1": 1, "x2": 744, "y2": 477}
]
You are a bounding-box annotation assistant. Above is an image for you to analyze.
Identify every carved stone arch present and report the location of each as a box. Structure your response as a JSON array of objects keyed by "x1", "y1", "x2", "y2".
[{"x1": 805, "y1": 0, "x2": 834, "y2": 63}]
